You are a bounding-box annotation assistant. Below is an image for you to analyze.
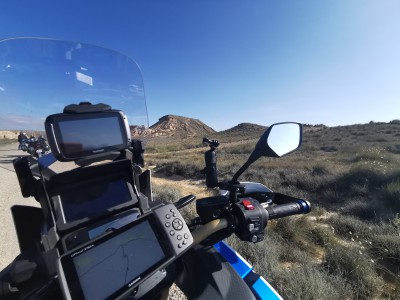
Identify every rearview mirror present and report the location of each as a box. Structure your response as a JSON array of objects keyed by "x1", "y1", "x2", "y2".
[
  {"x1": 231, "y1": 122, "x2": 302, "y2": 182},
  {"x1": 266, "y1": 123, "x2": 302, "y2": 157}
]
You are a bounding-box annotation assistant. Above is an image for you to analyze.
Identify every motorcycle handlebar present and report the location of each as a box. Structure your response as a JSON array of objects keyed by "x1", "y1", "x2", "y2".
[
  {"x1": 192, "y1": 199, "x2": 311, "y2": 245},
  {"x1": 263, "y1": 199, "x2": 311, "y2": 220}
]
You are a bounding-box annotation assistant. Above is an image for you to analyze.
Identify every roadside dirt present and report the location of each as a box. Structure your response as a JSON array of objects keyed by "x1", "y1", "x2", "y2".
[{"x1": 152, "y1": 174, "x2": 215, "y2": 198}]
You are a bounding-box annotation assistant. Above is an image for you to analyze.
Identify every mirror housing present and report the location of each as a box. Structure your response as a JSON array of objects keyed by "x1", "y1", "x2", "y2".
[
  {"x1": 255, "y1": 122, "x2": 302, "y2": 158},
  {"x1": 231, "y1": 122, "x2": 302, "y2": 183}
]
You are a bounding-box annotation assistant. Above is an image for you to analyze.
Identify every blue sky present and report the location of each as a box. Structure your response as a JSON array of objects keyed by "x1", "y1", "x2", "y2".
[{"x1": 1, "y1": 0, "x2": 399, "y2": 131}]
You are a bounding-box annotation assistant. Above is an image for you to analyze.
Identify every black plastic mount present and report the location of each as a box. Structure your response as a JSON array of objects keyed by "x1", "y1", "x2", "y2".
[
  {"x1": 63, "y1": 102, "x2": 111, "y2": 114},
  {"x1": 202, "y1": 137, "x2": 220, "y2": 150},
  {"x1": 130, "y1": 139, "x2": 145, "y2": 167},
  {"x1": 202, "y1": 137, "x2": 220, "y2": 188}
]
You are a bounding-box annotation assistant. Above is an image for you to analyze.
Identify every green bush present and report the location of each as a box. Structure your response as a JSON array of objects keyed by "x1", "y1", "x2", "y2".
[
  {"x1": 229, "y1": 233, "x2": 352, "y2": 300},
  {"x1": 275, "y1": 264, "x2": 351, "y2": 300},
  {"x1": 324, "y1": 244, "x2": 384, "y2": 299},
  {"x1": 320, "y1": 146, "x2": 338, "y2": 152},
  {"x1": 387, "y1": 144, "x2": 400, "y2": 154},
  {"x1": 368, "y1": 234, "x2": 400, "y2": 261},
  {"x1": 311, "y1": 164, "x2": 330, "y2": 176},
  {"x1": 381, "y1": 179, "x2": 400, "y2": 210},
  {"x1": 339, "y1": 166, "x2": 385, "y2": 190},
  {"x1": 309, "y1": 226, "x2": 336, "y2": 248},
  {"x1": 341, "y1": 198, "x2": 382, "y2": 220},
  {"x1": 152, "y1": 184, "x2": 183, "y2": 203},
  {"x1": 163, "y1": 161, "x2": 201, "y2": 178},
  {"x1": 327, "y1": 215, "x2": 373, "y2": 238}
]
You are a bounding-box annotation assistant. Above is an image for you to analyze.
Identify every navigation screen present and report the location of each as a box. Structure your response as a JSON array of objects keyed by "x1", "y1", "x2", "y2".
[
  {"x1": 58, "y1": 116, "x2": 124, "y2": 156},
  {"x1": 72, "y1": 220, "x2": 166, "y2": 299},
  {"x1": 59, "y1": 178, "x2": 133, "y2": 223}
]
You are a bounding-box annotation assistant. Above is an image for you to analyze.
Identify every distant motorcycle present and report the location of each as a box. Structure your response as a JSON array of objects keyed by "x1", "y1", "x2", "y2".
[
  {"x1": 17, "y1": 132, "x2": 28, "y2": 151},
  {"x1": 24, "y1": 136, "x2": 50, "y2": 158},
  {"x1": 19, "y1": 139, "x2": 29, "y2": 151}
]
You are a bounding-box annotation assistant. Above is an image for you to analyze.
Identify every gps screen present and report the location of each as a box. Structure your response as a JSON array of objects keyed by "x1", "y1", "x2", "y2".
[
  {"x1": 72, "y1": 219, "x2": 166, "y2": 299},
  {"x1": 58, "y1": 115, "x2": 125, "y2": 156},
  {"x1": 59, "y1": 177, "x2": 133, "y2": 223}
]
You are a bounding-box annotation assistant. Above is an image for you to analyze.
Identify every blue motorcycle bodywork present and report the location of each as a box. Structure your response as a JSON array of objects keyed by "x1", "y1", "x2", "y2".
[{"x1": 214, "y1": 241, "x2": 283, "y2": 300}]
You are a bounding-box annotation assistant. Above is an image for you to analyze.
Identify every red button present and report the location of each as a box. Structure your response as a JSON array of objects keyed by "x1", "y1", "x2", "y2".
[{"x1": 242, "y1": 199, "x2": 255, "y2": 210}]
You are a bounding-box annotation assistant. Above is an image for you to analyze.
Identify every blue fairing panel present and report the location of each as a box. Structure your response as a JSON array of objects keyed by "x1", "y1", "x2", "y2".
[
  {"x1": 252, "y1": 276, "x2": 283, "y2": 300},
  {"x1": 214, "y1": 241, "x2": 283, "y2": 300},
  {"x1": 213, "y1": 241, "x2": 252, "y2": 278}
]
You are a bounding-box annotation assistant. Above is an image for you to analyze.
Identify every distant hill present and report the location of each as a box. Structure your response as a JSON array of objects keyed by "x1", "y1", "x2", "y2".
[{"x1": 218, "y1": 122, "x2": 267, "y2": 138}]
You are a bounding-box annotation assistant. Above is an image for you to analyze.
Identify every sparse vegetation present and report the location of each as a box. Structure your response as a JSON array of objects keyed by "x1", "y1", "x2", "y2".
[
  {"x1": 146, "y1": 121, "x2": 400, "y2": 299},
  {"x1": 152, "y1": 183, "x2": 183, "y2": 203}
]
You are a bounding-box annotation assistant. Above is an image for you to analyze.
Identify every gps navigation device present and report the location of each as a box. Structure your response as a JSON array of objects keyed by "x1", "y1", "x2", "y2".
[
  {"x1": 57, "y1": 204, "x2": 193, "y2": 300},
  {"x1": 45, "y1": 110, "x2": 131, "y2": 161}
]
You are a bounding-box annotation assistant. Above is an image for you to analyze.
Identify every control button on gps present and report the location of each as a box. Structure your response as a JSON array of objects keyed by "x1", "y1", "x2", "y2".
[
  {"x1": 165, "y1": 222, "x2": 171, "y2": 227},
  {"x1": 184, "y1": 233, "x2": 189, "y2": 239},
  {"x1": 178, "y1": 243, "x2": 182, "y2": 248},
  {"x1": 177, "y1": 234, "x2": 182, "y2": 240},
  {"x1": 172, "y1": 218, "x2": 184, "y2": 230},
  {"x1": 170, "y1": 230, "x2": 175, "y2": 236},
  {"x1": 166, "y1": 214, "x2": 171, "y2": 219},
  {"x1": 183, "y1": 240, "x2": 187, "y2": 245}
]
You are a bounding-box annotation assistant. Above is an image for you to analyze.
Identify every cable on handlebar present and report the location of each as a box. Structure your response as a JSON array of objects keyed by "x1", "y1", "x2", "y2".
[{"x1": 192, "y1": 219, "x2": 229, "y2": 245}]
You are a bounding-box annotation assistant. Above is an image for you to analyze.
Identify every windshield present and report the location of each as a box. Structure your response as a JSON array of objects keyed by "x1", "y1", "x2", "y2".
[{"x1": 0, "y1": 37, "x2": 148, "y2": 133}]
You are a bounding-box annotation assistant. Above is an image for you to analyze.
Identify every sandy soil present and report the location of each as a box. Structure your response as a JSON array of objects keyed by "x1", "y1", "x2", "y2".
[{"x1": 152, "y1": 174, "x2": 214, "y2": 199}]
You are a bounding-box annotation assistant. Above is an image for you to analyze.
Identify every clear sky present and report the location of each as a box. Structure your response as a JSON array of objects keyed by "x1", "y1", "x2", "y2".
[{"x1": 1, "y1": 0, "x2": 399, "y2": 131}]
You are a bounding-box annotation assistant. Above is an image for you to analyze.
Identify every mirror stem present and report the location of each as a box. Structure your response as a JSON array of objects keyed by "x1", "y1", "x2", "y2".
[{"x1": 231, "y1": 155, "x2": 256, "y2": 183}]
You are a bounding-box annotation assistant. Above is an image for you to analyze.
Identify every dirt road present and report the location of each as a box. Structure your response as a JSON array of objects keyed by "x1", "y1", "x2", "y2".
[{"x1": 0, "y1": 142, "x2": 40, "y2": 270}]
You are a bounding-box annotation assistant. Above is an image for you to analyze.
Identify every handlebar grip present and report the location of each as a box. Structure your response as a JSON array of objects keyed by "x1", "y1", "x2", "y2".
[
  {"x1": 266, "y1": 200, "x2": 311, "y2": 220},
  {"x1": 174, "y1": 194, "x2": 196, "y2": 209}
]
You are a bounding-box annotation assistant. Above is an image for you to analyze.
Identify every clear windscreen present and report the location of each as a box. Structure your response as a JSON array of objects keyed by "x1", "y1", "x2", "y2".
[{"x1": 0, "y1": 38, "x2": 149, "y2": 134}]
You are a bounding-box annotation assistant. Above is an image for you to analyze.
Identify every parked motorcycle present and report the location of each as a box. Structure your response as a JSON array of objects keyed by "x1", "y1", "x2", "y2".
[
  {"x1": 0, "y1": 38, "x2": 310, "y2": 300},
  {"x1": 24, "y1": 136, "x2": 50, "y2": 158},
  {"x1": 18, "y1": 133, "x2": 29, "y2": 151},
  {"x1": 19, "y1": 139, "x2": 29, "y2": 152},
  {"x1": 18, "y1": 135, "x2": 50, "y2": 158}
]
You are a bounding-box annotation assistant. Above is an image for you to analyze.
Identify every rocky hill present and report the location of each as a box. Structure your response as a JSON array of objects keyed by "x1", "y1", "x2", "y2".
[{"x1": 131, "y1": 115, "x2": 216, "y2": 138}]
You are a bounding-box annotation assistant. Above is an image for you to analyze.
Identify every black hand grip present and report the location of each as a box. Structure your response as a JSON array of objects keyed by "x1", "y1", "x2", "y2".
[
  {"x1": 266, "y1": 200, "x2": 311, "y2": 220},
  {"x1": 174, "y1": 194, "x2": 196, "y2": 209}
]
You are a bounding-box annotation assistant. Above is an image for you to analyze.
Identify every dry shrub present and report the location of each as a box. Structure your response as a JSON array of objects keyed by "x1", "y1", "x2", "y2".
[{"x1": 324, "y1": 244, "x2": 384, "y2": 299}]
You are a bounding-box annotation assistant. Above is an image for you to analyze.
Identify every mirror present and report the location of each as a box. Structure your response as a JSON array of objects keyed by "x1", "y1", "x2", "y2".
[
  {"x1": 267, "y1": 123, "x2": 302, "y2": 157},
  {"x1": 231, "y1": 122, "x2": 302, "y2": 183}
]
